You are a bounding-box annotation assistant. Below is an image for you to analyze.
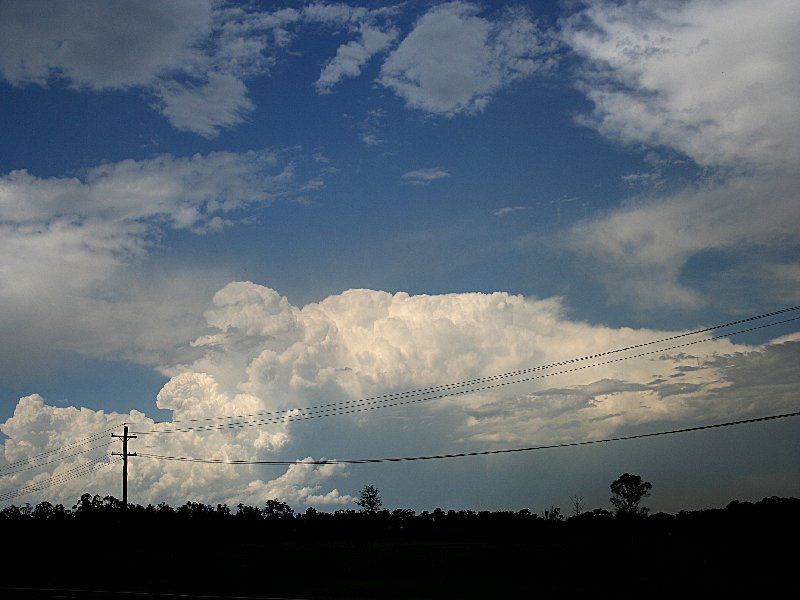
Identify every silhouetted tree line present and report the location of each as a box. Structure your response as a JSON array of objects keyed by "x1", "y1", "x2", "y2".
[{"x1": 3, "y1": 492, "x2": 798, "y2": 539}]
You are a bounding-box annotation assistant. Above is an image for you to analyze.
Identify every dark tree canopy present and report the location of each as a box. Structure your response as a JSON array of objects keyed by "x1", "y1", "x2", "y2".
[
  {"x1": 264, "y1": 498, "x2": 294, "y2": 518},
  {"x1": 354, "y1": 484, "x2": 383, "y2": 514},
  {"x1": 610, "y1": 473, "x2": 652, "y2": 517}
]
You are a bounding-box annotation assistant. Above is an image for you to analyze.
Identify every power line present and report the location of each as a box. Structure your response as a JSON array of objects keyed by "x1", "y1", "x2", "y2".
[
  {"x1": 0, "y1": 439, "x2": 113, "y2": 479},
  {"x1": 0, "y1": 425, "x2": 120, "y2": 476},
  {"x1": 130, "y1": 315, "x2": 800, "y2": 436},
  {"x1": 0, "y1": 455, "x2": 119, "y2": 503},
  {"x1": 0, "y1": 457, "x2": 116, "y2": 502},
  {"x1": 136, "y1": 411, "x2": 800, "y2": 466},
  {"x1": 0, "y1": 455, "x2": 113, "y2": 496}
]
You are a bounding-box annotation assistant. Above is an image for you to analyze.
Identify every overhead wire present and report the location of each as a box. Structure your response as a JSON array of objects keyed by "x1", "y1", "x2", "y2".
[
  {"x1": 0, "y1": 455, "x2": 119, "y2": 503},
  {"x1": 0, "y1": 439, "x2": 114, "y2": 479},
  {"x1": 0, "y1": 427, "x2": 119, "y2": 501},
  {"x1": 136, "y1": 411, "x2": 800, "y2": 466},
  {"x1": 0, "y1": 425, "x2": 120, "y2": 476},
  {"x1": 129, "y1": 304, "x2": 799, "y2": 432}
]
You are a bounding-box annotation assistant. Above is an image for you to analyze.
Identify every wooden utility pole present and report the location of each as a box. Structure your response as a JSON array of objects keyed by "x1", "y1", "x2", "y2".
[{"x1": 111, "y1": 424, "x2": 137, "y2": 509}]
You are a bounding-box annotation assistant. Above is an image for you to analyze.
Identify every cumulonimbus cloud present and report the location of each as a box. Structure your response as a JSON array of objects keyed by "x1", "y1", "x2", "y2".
[{"x1": 5, "y1": 282, "x2": 796, "y2": 507}]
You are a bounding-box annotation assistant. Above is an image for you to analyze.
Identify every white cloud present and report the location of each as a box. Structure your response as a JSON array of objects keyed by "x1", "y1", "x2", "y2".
[
  {"x1": 358, "y1": 108, "x2": 387, "y2": 146},
  {"x1": 301, "y1": 3, "x2": 368, "y2": 26},
  {"x1": 235, "y1": 460, "x2": 353, "y2": 507},
  {"x1": 0, "y1": 2, "x2": 417, "y2": 136},
  {"x1": 379, "y1": 2, "x2": 555, "y2": 116},
  {"x1": 401, "y1": 167, "x2": 451, "y2": 184},
  {"x1": 3, "y1": 282, "x2": 797, "y2": 507},
  {"x1": 0, "y1": 0, "x2": 275, "y2": 137},
  {"x1": 169, "y1": 283, "x2": 798, "y2": 451},
  {"x1": 361, "y1": 134, "x2": 383, "y2": 146},
  {"x1": 178, "y1": 283, "x2": 799, "y2": 453},
  {"x1": 562, "y1": 0, "x2": 800, "y2": 169},
  {"x1": 156, "y1": 73, "x2": 255, "y2": 137},
  {"x1": 494, "y1": 206, "x2": 528, "y2": 217},
  {"x1": 621, "y1": 169, "x2": 665, "y2": 189},
  {"x1": 315, "y1": 24, "x2": 398, "y2": 93},
  {"x1": 0, "y1": 0, "x2": 213, "y2": 90},
  {"x1": 556, "y1": 0, "x2": 800, "y2": 312},
  {"x1": 0, "y1": 2, "x2": 560, "y2": 133},
  {"x1": 0, "y1": 151, "x2": 285, "y2": 228},
  {"x1": 0, "y1": 151, "x2": 312, "y2": 375},
  {"x1": 566, "y1": 172, "x2": 800, "y2": 310},
  {"x1": 0, "y1": 151, "x2": 283, "y2": 294},
  {"x1": 0, "y1": 394, "x2": 350, "y2": 508}
]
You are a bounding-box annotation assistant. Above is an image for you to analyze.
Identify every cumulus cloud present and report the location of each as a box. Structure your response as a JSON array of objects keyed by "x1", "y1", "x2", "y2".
[
  {"x1": 0, "y1": 0, "x2": 212, "y2": 90},
  {"x1": 379, "y1": 2, "x2": 555, "y2": 116},
  {"x1": 401, "y1": 167, "x2": 451, "y2": 184},
  {"x1": 0, "y1": 2, "x2": 417, "y2": 135},
  {"x1": 0, "y1": 1, "x2": 303, "y2": 136},
  {"x1": 3, "y1": 282, "x2": 797, "y2": 507},
  {"x1": 0, "y1": 394, "x2": 350, "y2": 508},
  {"x1": 562, "y1": 0, "x2": 800, "y2": 170},
  {"x1": 0, "y1": 0, "x2": 250, "y2": 137},
  {"x1": 235, "y1": 461, "x2": 353, "y2": 507},
  {"x1": 0, "y1": 2, "x2": 560, "y2": 131}
]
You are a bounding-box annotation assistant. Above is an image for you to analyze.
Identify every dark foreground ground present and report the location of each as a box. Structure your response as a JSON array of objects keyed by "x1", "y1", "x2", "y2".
[{"x1": 2, "y1": 500, "x2": 798, "y2": 599}]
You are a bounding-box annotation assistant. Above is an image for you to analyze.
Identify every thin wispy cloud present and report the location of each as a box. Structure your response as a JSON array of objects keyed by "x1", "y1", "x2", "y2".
[
  {"x1": 361, "y1": 134, "x2": 383, "y2": 146},
  {"x1": 493, "y1": 206, "x2": 529, "y2": 217},
  {"x1": 401, "y1": 167, "x2": 451, "y2": 184}
]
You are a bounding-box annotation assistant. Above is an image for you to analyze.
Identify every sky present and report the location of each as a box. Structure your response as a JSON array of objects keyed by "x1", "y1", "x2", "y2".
[{"x1": 0, "y1": 0, "x2": 798, "y2": 515}]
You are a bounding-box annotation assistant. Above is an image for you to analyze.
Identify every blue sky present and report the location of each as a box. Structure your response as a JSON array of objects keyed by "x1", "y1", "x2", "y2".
[{"x1": 1, "y1": 0, "x2": 798, "y2": 513}]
